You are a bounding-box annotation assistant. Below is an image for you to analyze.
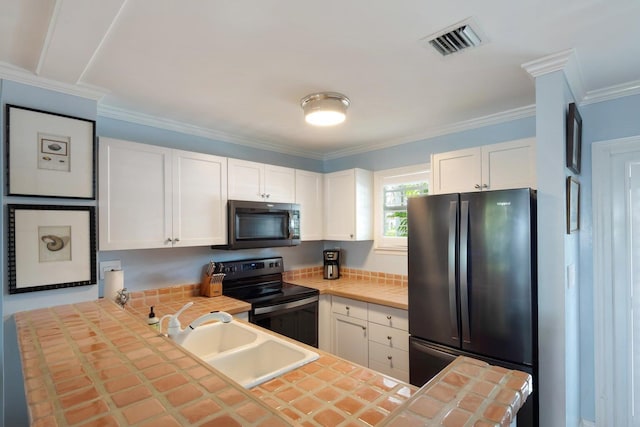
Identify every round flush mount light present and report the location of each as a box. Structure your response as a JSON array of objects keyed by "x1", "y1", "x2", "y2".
[{"x1": 300, "y1": 92, "x2": 350, "y2": 126}]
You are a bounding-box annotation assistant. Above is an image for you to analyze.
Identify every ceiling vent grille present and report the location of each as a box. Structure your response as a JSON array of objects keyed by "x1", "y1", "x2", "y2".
[{"x1": 425, "y1": 21, "x2": 483, "y2": 56}]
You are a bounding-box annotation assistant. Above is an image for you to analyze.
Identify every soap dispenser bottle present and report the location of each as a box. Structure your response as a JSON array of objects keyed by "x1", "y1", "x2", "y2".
[{"x1": 147, "y1": 306, "x2": 160, "y2": 331}]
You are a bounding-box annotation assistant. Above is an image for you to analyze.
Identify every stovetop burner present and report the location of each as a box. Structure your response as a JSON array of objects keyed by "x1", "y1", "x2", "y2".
[
  {"x1": 220, "y1": 257, "x2": 318, "y2": 307},
  {"x1": 225, "y1": 281, "x2": 318, "y2": 306}
]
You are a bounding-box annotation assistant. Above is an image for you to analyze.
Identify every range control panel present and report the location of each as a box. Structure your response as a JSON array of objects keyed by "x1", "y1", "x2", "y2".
[{"x1": 220, "y1": 257, "x2": 284, "y2": 281}]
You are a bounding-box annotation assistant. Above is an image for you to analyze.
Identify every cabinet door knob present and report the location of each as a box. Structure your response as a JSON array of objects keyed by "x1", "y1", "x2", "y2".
[
  {"x1": 166, "y1": 238, "x2": 172, "y2": 244},
  {"x1": 350, "y1": 234, "x2": 354, "y2": 239},
  {"x1": 386, "y1": 315, "x2": 392, "y2": 320},
  {"x1": 362, "y1": 326, "x2": 367, "y2": 331},
  {"x1": 474, "y1": 184, "x2": 481, "y2": 189},
  {"x1": 174, "y1": 238, "x2": 180, "y2": 243},
  {"x1": 387, "y1": 355, "x2": 393, "y2": 360},
  {"x1": 482, "y1": 184, "x2": 488, "y2": 189},
  {"x1": 345, "y1": 306, "x2": 350, "y2": 310},
  {"x1": 265, "y1": 194, "x2": 270, "y2": 199},
  {"x1": 387, "y1": 336, "x2": 392, "y2": 340}
]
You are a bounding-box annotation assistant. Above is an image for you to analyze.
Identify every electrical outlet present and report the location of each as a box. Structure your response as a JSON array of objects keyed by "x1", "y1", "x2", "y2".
[{"x1": 100, "y1": 260, "x2": 121, "y2": 280}]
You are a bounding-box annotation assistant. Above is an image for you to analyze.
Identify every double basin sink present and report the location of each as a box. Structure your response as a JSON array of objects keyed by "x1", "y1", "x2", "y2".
[{"x1": 178, "y1": 320, "x2": 319, "y2": 388}]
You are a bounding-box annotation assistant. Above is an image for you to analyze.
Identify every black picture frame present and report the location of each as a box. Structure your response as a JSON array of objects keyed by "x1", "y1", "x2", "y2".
[
  {"x1": 566, "y1": 176, "x2": 580, "y2": 234},
  {"x1": 6, "y1": 104, "x2": 96, "y2": 199},
  {"x1": 566, "y1": 102, "x2": 582, "y2": 174},
  {"x1": 7, "y1": 204, "x2": 97, "y2": 294}
]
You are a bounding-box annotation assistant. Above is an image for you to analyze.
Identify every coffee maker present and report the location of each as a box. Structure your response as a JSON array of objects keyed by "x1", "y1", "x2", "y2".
[{"x1": 323, "y1": 249, "x2": 340, "y2": 280}]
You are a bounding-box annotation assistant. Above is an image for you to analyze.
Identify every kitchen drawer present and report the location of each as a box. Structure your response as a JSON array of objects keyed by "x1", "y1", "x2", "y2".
[
  {"x1": 368, "y1": 323, "x2": 409, "y2": 351},
  {"x1": 369, "y1": 341, "x2": 409, "y2": 382},
  {"x1": 332, "y1": 296, "x2": 368, "y2": 320},
  {"x1": 368, "y1": 303, "x2": 408, "y2": 331},
  {"x1": 368, "y1": 359, "x2": 409, "y2": 383}
]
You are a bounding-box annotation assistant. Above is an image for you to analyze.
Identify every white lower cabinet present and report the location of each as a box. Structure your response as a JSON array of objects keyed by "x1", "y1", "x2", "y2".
[
  {"x1": 235, "y1": 312, "x2": 249, "y2": 321},
  {"x1": 332, "y1": 313, "x2": 369, "y2": 367},
  {"x1": 318, "y1": 294, "x2": 332, "y2": 352},
  {"x1": 329, "y1": 296, "x2": 409, "y2": 382},
  {"x1": 367, "y1": 305, "x2": 409, "y2": 382},
  {"x1": 331, "y1": 296, "x2": 369, "y2": 366}
]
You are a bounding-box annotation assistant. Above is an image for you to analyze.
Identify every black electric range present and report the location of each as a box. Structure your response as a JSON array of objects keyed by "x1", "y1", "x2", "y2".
[{"x1": 221, "y1": 257, "x2": 319, "y2": 347}]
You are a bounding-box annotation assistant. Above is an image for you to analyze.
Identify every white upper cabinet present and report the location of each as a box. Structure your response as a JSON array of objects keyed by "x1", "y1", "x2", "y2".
[
  {"x1": 431, "y1": 147, "x2": 481, "y2": 194},
  {"x1": 295, "y1": 169, "x2": 324, "y2": 241},
  {"x1": 228, "y1": 158, "x2": 295, "y2": 203},
  {"x1": 481, "y1": 138, "x2": 536, "y2": 191},
  {"x1": 172, "y1": 149, "x2": 228, "y2": 247},
  {"x1": 431, "y1": 138, "x2": 536, "y2": 194},
  {"x1": 324, "y1": 168, "x2": 373, "y2": 241},
  {"x1": 99, "y1": 138, "x2": 227, "y2": 250},
  {"x1": 265, "y1": 164, "x2": 296, "y2": 203}
]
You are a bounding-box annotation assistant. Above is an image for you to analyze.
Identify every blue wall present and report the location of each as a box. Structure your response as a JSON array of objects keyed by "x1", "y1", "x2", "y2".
[
  {"x1": 98, "y1": 117, "x2": 324, "y2": 172},
  {"x1": 0, "y1": 80, "x2": 99, "y2": 427},
  {"x1": 325, "y1": 116, "x2": 536, "y2": 172}
]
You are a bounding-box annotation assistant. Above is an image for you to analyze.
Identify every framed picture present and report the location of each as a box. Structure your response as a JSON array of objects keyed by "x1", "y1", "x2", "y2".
[
  {"x1": 7, "y1": 205, "x2": 96, "y2": 294},
  {"x1": 566, "y1": 102, "x2": 582, "y2": 174},
  {"x1": 6, "y1": 105, "x2": 96, "y2": 199},
  {"x1": 566, "y1": 176, "x2": 580, "y2": 234}
]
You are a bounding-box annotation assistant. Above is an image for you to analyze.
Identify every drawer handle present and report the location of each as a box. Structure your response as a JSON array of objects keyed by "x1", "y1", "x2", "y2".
[
  {"x1": 387, "y1": 355, "x2": 392, "y2": 360},
  {"x1": 386, "y1": 315, "x2": 392, "y2": 320}
]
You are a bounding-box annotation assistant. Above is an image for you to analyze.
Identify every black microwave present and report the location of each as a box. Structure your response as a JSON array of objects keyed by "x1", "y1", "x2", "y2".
[{"x1": 223, "y1": 200, "x2": 301, "y2": 249}]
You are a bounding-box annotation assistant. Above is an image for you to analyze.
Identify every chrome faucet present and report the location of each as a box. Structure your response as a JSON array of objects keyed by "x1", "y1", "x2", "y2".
[{"x1": 160, "y1": 301, "x2": 232, "y2": 344}]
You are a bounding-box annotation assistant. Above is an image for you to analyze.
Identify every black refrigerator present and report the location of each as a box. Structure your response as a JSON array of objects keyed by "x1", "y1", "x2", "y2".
[{"x1": 407, "y1": 188, "x2": 537, "y2": 427}]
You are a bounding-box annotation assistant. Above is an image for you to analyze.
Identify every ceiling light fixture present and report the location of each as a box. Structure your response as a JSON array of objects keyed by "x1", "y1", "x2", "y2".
[{"x1": 300, "y1": 92, "x2": 350, "y2": 126}]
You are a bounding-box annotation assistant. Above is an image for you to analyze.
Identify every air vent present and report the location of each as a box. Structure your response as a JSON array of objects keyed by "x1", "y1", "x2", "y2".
[{"x1": 423, "y1": 20, "x2": 484, "y2": 57}]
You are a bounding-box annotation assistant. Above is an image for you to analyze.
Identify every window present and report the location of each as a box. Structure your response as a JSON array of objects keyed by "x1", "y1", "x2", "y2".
[{"x1": 374, "y1": 164, "x2": 430, "y2": 251}]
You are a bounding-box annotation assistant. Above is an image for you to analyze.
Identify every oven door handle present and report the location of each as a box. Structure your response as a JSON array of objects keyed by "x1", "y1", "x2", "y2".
[{"x1": 253, "y1": 295, "x2": 319, "y2": 316}]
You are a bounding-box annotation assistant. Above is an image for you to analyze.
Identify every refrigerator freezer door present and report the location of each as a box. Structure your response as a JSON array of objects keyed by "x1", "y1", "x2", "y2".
[
  {"x1": 408, "y1": 194, "x2": 460, "y2": 347},
  {"x1": 409, "y1": 336, "x2": 457, "y2": 387},
  {"x1": 460, "y1": 188, "x2": 535, "y2": 365}
]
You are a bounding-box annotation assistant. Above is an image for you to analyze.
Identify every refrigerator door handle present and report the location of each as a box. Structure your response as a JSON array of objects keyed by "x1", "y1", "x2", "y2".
[
  {"x1": 448, "y1": 201, "x2": 458, "y2": 341},
  {"x1": 460, "y1": 200, "x2": 471, "y2": 344}
]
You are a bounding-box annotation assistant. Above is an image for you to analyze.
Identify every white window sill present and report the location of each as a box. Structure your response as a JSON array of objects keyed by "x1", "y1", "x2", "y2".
[{"x1": 373, "y1": 246, "x2": 408, "y2": 255}]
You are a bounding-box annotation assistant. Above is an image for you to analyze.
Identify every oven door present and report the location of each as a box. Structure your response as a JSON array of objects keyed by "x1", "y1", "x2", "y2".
[{"x1": 250, "y1": 295, "x2": 319, "y2": 348}]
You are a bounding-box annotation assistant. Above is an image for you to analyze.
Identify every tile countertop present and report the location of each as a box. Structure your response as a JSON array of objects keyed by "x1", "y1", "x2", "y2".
[
  {"x1": 14, "y1": 295, "x2": 532, "y2": 426},
  {"x1": 284, "y1": 276, "x2": 409, "y2": 310}
]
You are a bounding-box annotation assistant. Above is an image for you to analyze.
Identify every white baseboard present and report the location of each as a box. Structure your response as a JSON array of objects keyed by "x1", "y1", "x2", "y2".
[{"x1": 580, "y1": 419, "x2": 595, "y2": 427}]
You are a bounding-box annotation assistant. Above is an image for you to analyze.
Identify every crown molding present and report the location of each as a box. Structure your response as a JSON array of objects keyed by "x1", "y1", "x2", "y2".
[
  {"x1": 521, "y1": 48, "x2": 586, "y2": 102},
  {"x1": 521, "y1": 49, "x2": 575, "y2": 78},
  {"x1": 0, "y1": 62, "x2": 107, "y2": 100},
  {"x1": 97, "y1": 104, "x2": 326, "y2": 160},
  {"x1": 323, "y1": 104, "x2": 536, "y2": 160},
  {"x1": 580, "y1": 79, "x2": 640, "y2": 106}
]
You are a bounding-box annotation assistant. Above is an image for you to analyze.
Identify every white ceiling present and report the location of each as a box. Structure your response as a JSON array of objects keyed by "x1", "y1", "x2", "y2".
[{"x1": 2, "y1": 0, "x2": 640, "y2": 159}]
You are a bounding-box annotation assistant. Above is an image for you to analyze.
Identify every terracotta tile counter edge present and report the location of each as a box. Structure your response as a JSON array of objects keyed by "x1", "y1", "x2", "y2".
[{"x1": 14, "y1": 296, "x2": 532, "y2": 426}]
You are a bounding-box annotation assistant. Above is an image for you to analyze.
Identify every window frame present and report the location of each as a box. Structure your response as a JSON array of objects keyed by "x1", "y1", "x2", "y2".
[{"x1": 373, "y1": 164, "x2": 430, "y2": 252}]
